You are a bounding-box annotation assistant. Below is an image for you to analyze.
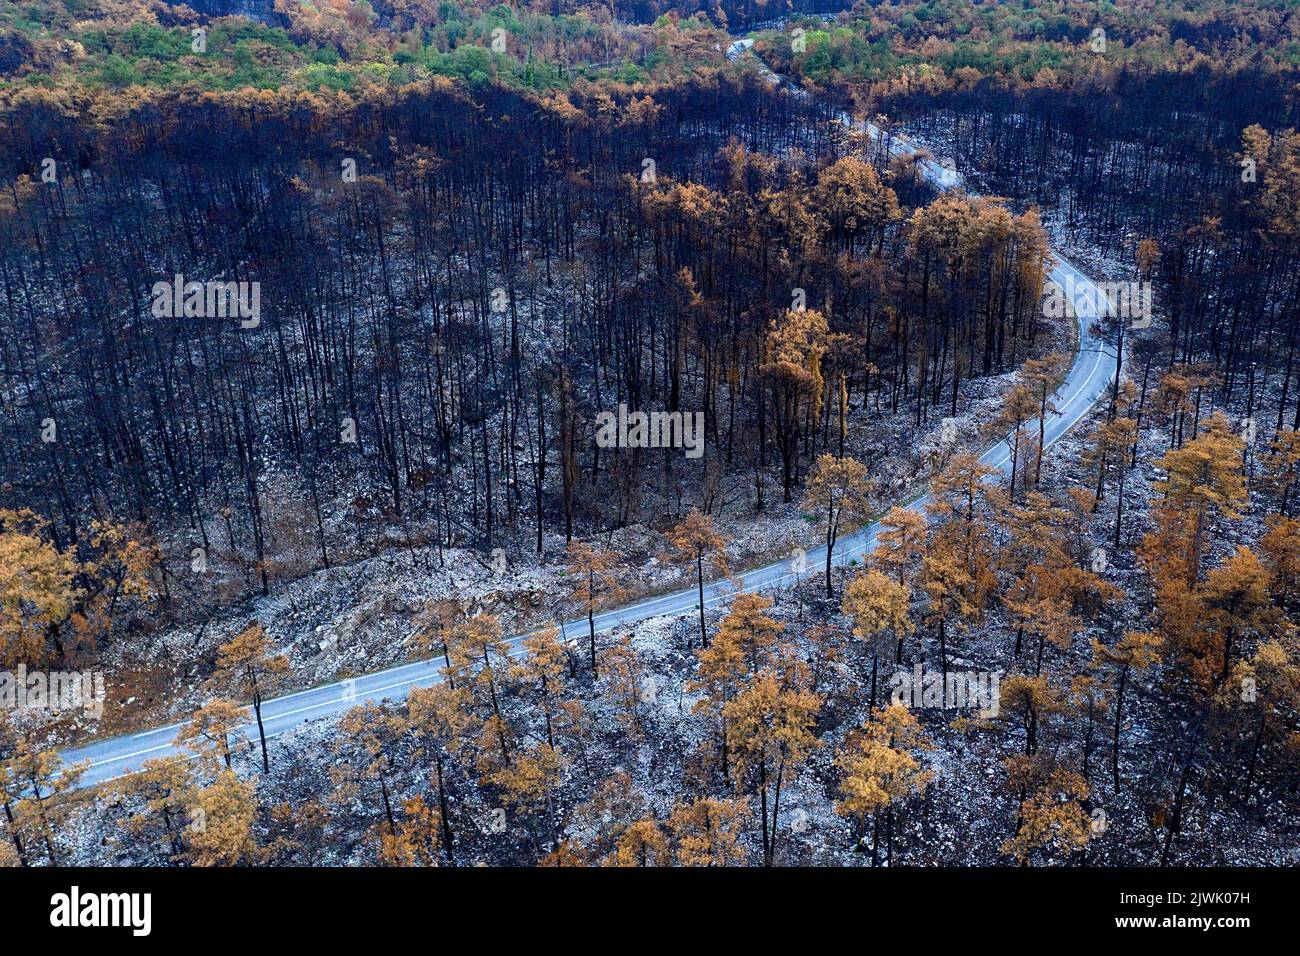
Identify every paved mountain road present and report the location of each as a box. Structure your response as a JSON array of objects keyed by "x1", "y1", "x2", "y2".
[{"x1": 60, "y1": 50, "x2": 1119, "y2": 789}]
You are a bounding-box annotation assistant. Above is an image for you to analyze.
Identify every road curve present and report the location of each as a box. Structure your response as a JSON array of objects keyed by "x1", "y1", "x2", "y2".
[{"x1": 60, "y1": 53, "x2": 1119, "y2": 789}]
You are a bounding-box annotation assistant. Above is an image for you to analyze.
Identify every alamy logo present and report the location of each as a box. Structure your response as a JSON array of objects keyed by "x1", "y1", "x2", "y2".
[
  {"x1": 595, "y1": 404, "x2": 704, "y2": 459},
  {"x1": 1042, "y1": 276, "x2": 1152, "y2": 329},
  {"x1": 890, "y1": 663, "x2": 1001, "y2": 717},
  {"x1": 50, "y1": 887, "x2": 151, "y2": 937},
  {"x1": 0, "y1": 665, "x2": 105, "y2": 719},
  {"x1": 151, "y1": 274, "x2": 261, "y2": 328}
]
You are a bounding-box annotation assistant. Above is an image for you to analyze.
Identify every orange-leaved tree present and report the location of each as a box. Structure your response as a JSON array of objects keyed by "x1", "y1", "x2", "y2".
[
  {"x1": 804, "y1": 453, "x2": 874, "y2": 596},
  {"x1": 842, "y1": 568, "x2": 914, "y2": 706},
  {"x1": 834, "y1": 704, "x2": 933, "y2": 867},
  {"x1": 666, "y1": 509, "x2": 729, "y2": 648},
  {"x1": 565, "y1": 541, "x2": 625, "y2": 679},
  {"x1": 213, "y1": 622, "x2": 290, "y2": 774}
]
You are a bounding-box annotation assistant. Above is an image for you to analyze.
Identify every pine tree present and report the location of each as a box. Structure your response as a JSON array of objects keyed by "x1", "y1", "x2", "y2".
[
  {"x1": 666, "y1": 509, "x2": 729, "y2": 648},
  {"x1": 813, "y1": 156, "x2": 901, "y2": 254},
  {"x1": 605, "y1": 819, "x2": 668, "y2": 867},
  {"x1": 926, "y1": 452, "x2": 998, "y2": 609},
  {"x1": 565, "y1": 542, "x2": 625, "y2": 678},
  {"x1": 834, "y1": 704, "x2": 934, "y2": 866},
  {"x1": 688, "y1": 593, "x2": 784, "y2": 782},
  {"x1": 763, "y1": 308, "x2": 830, "y2": 502},
  {"x1": 480, "y1": 740, "x2": 564, "y2": 838},
  {"x1": 998, "y1": 674, "x2": 1064, "y2": 757},
  {"x1": 1084, "y1": 414, "x2": 1138, "y2": 544},
  {"x1": 176, "y1": 699, "x2": 247, "y2": 770},
  {"x1": 213, "y1": 622, "x2": 290, "y2": 773},
  {"x1": 409, "y1": 598, "x2": 465, "y2": 688},
  {"x1": 920, "y1": 544, "x2": 975, "y2": 682},
  {"x1": 1202, "y1": 547, "x2": 1278, "y2": 685},
  {"x1": 376, "y1": 795, "x2": 443, "y2": 867},
  {"x1": 0, "y1": 720, "x2": 25, "y2": 867},
  {"x1": 1261, "y1": 515, "x2": 1300, "y2": 609},
  {"x1": 1144, "y1": 411, "x2": 1246, "y2": 587},
  {"x1": 804, "y1": 453, "x2": 874, "y2": 596},
  {"x1": 450, "y1": 612, "x2": 513, "y2": 757},
  {"x1": 1020, "y1": 353, "x2": 1070, "y2": 487},
  {"x1": 1001, "y1": 755, "x2": 1091, "y2": 866},
  {"x1": 262, "y1": 801, "x2": 329, "y2": 865},
  {"x1": 842, "y1": 569, "x2": 914, "y2": 706},
  {"x1": 538, "y1": 843, "x2": 587, "y2": 867},
  {"x1": 0, "y1": 734, "x2": 85, "y2": 866},
  {"x1": 872, "y1": 505, "x2": 927, "y2": 589},
  {"x1": 1227, "y1": 635, "x2": 1300, "y2": 802},
  {"x1": 187, "y1": 769, "x2": 259, "y2": 866},
  {"x1": 407, "y1": 682, "x2": 470, "y2": 865},
  {"x1": 724, "y1": 666, "x2": 821, "y2": 866},
  {"x1": 600, "y1": 635, "x2": 647, "y2": 740},
  {"x1": 0, "y1": 508, "x2": 79, "y2": 667},
  {"x1": 991, "y1": 384, "x2": 1041, "y2": 500},
  {"x1": 114, "y1": 756, "x2": 197, "y2": 864},
  {"x1": 333, "y1": 702, "x2": 408, "y2": 839},
  {"x1": 569, "y1": 771, "x2": 649, "y2": 860},
  {"x1": 665, "y1": 797, "x2": 750, "y2": 867},
  {"x1": 511, "y1": 626, "x2": 570, "y2": 750}
]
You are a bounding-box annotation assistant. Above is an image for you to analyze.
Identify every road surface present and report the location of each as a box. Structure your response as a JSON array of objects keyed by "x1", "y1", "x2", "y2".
[{"x1": 60, "y1": 50, "x2": 1119, "y2": 789}]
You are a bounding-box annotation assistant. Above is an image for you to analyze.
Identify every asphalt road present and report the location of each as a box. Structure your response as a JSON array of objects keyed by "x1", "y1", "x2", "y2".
[{"x1": 59, "y1": 56, "x2": 1119, "y2": 789}]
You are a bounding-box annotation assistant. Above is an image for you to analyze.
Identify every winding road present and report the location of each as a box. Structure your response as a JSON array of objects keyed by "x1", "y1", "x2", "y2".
[{"x1": 60, "y1": 44, "x2": 1120, "y2": 789}]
